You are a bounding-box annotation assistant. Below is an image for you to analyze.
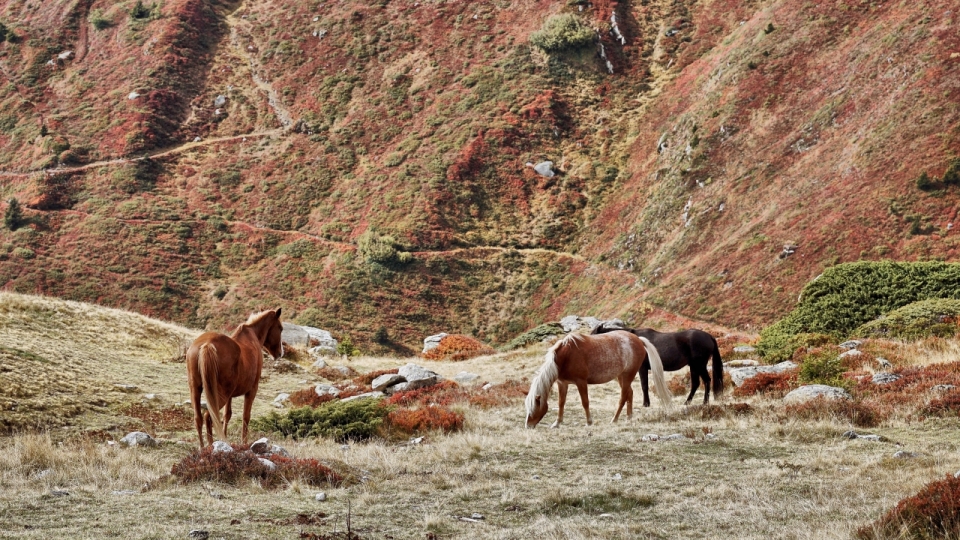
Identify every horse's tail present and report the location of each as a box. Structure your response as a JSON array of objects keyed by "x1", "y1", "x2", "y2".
[
  {"x1": 525, "y1": 342, "x2": 561, "y2": 419},
  {"x1": 711, "y1": 337, "x2": 724, "y2": 399},
  {"x1": 198, "y1": 343, "x2": 228, "y2": 442},
  {"x1": 639, "y1": 337, "x2": 673, "y2": 411}
]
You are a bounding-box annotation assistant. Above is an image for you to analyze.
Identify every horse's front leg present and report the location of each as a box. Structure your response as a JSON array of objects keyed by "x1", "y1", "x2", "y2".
[
  {"x1": 551, "y1": 381, "x2": 568, "y2": 428},
  {"x1": 575, "y1": 382, "x2": 591, "y2": 425},
  {"x1": 241, "y1": 387, "x2": 258, "y2": 444},
  {"x1": 639, "y1": 368, "x2": 651, "y2": 407}
]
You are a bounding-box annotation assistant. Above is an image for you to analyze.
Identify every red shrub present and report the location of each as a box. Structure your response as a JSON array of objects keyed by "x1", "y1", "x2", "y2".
[
  {"x1": 316, "y1": 366, "x2": 359, "y2": 381},
  {"x1": 785, "y1": 398, "x2": 885, "y2": 427},
  {"x1": 386, "y1": 380, "x2": 463, "y2": 407},
  {"x1": 421, "y1": 335, "x2": 495, "y2": 361},
  {"x1": 857, "y1": 475, "x2": 960, "y2": 539},
  {"x1": 467, "y1": 380, "x2": 529, "y2": 409},
  {"x1": 352, "y1": 368, "x2": 400, "y2": 387},
  {"x1": 386, "y1": 406, "x2": 464, "y2": 435},
  {"x1": 733, "y1": 372, "x2": 798, "y2": 398},
  {"x1": 171, "y1": 444, "x2": 342, "y2": 488},
  {"x1": 667, "y1": 376, "x2": 688, "y2": 397},
  {"x1": 289, "y1": 387, "x2": 336, "y2": 408},
  {"x1": 922, "y1": 391, "x2": 960, "y2": 417}
]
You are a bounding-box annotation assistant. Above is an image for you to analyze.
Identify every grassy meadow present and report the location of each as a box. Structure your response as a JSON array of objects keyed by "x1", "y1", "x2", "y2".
[{"x1": 2, "y1": 293, "x2": 960, "y2": 539}]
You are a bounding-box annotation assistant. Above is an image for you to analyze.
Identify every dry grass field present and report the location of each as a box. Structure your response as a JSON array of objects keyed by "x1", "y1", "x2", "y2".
[{"x1": 2, "y1": 293, "x2": 960, "y2": 539}]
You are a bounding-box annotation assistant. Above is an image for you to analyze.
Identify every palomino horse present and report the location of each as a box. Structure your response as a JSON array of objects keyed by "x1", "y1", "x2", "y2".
[
  {"x1": 525, "y1": 331, "x2": 672, "y2": 428},
  {"x1": 186, "y1": 309, "x2": 284, "y2": 447},
  {"x1": 592, "y1": 323, "x2": 724, "y2": 406}
]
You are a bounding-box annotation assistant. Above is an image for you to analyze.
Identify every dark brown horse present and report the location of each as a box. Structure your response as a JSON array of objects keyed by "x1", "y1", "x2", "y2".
[
  {"x1": 524, "y1": 331, "x2": 672, "y2": 429},
  {"x1": 592, "y1": 324, "x2": 723, "y2": 406},
  {"x1": 186, "y1": 309, "x2": 284, "y2": 447}
]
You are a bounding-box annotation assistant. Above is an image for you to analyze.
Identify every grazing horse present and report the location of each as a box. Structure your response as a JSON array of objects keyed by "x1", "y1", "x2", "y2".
[
  {"x1": 592, "y1": 324, "x2": 723, "y2": 406},
  {"x1": 524, "y1": 331, "x2": 672, "y2": 429},
  {"x1": 186, "y1": 309, "x2": 284, "y2": 447}
]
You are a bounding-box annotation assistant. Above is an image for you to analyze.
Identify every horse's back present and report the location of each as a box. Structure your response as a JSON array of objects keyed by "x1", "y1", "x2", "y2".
[{"x1": 561, "y1": 332, "x2": 644, "y2": 384}]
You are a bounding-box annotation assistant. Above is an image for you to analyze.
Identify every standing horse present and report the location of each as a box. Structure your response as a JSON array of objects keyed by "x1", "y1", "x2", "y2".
[
  {"x1": 186, "y1": 308, "x2": 284, "y2": 448},
  {"x1": 592, "y1": 324, "x2": 723, "y2": 406},
  {"x1": 524, "y1": 331, "x2": 672, "y2": 429}
]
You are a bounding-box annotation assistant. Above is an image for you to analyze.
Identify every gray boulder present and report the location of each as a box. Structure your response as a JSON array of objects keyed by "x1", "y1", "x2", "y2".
[
  {"x1": 282, "y1": 322, "x2": 311, "y2": 348},
  {"x1": 733, "y1": 345, "x2": 756, "y2": 354},
  {"x1": 533, "y1": 161, "x2": 555, "y2": 178},
  {"x1": 212, "y1": 441, "x2": 233, "y2": 453},
  {"x1": 371, "y1": 373, "x2": 404, "y2": 391},
  {"x1": 120, "y1": 432, "x2": 157, "y2": 448},
  {"x1": 783, "y1": 385, "x2": 851, "y2": 404},
  {"x1": 423, "y1": 333, "x2": 448, "y2": 353},
  {"x1": 839, "y1": 340, "x2": 862, "y2": 350},
  {"x1": 214, "y1": 95, "x2": 227, "y2": 107},
  {"x1": 839, "y1": 349, "x2": 862, "y2": 359},
  {"x1": 872, "y1": 373, "x2": 901, "y2": 385},
  {"x1": 258, "y1": 458, "x2": 277, "y2": 471},
  {"x1": 398, "y1": 363, "x2": 440, "y2": 388},
  {"x1": 454, "y1": 372, "x2": 480, "y2": 385},
  {"x1": 729, "y1": 361, "x2": 798, "y2": 387},
  {"x1": 560, "y1": 315, "x2": 581, "y2": 332},
  {"x1": 341, "y1": 391, "x2": 384, "y2": 402},
  {"x1": 302, "y1": 326, "x2": 338, "y2": 354},
  {"x1": 315, "y1": 384, "x2": 340, "y2": 397}
]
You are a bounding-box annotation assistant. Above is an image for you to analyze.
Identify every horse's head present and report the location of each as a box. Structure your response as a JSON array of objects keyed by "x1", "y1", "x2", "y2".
[
  {"x1": 525, "y1": 392, "x2": 548, "y2": 429},
  {"x1": 262, "y1": 308, "x2": 284, "y2": 359}
]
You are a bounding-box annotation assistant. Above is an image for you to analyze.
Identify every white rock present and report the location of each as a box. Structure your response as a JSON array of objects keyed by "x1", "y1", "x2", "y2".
[
  {"x1": 269, "y1": 445, "x2": 290, "y2": 458},
  {"x1": 315, "y1": 492, "x2": 327, "y2": 501},
  {"x1": 782, "y1": 385, "x2": 851, "y2": 404},
  {"x1": 876, "y1": 357, "x2": 893, "y2": 370},
  {"x1": 250, "y1": 437, "x2": 271, "y2": 454},
  {"x1": 839, "y1": 340, "x2": 862, "y2": 350},
  {"x1": 533, "y1": 161, "x2": 555, "y2": 178},
  {"x1": 725, "y1": 359, "x2": 760, "y2": 367},
  {"x1": 893, "y1": 450, "x2": 918, "y2": 459},
  {"x1": 729, "y1": 361, "x2": 798, "y2": 386},
  {"x1": 143, "y1": 393, "x2": 157, "y2": 400},
  {"x1": 733, "y1": 345, "x2": 756, "y2": 354},
  {"x1": 871, "y1": 373, "x2": 901, "y2": 385},
  {"x1": 193, "y1": 136, "x2": 202, "y2": 142},
  {"x1": 311, "y1": 358, "x2": 328, "y2": 369},
  {"x1": 120, "y1": 432, "x2": 157, "y2": 448},
  {"x1": 839, "y1": 349, "x2": 862, "y2": 359},
  {"x1": 453, "y1": 371, "x2": 480, "y2": 385},
  {"x1": 371, "y1": 373, "x2": 404, "y2": 391},
  {"x1": 127, "y1": 92, "x2": 140, "y2": 100},
  {"x1": 258, "y1": 458, "x2": 277, "y2": 471},
  {"x1": 481, "y1": 383, "x2": 493, "y2": 391},
  {"x1": 115, "y1": 384, "x2": 138, "y2": 392},
  {"x1": 641, "y1": 434, "x2": 660, "y2": 442},
  {"x1": 212, "y1": 441, "x2": 233, "y2": 453},
  {"x1": 611, "y1": 473, "x2": 622, "y2": 481},
  {"x1": 273, "y1": 393, "x2": 290, "y2": 404},
  {"x1": 662, "y1": 433, "x2": 685, "y2": 441},
  {"x1": 341, "y1": 391, "x2": 384, "y2": 402},
  {"x1": 214, "y1": 95, "x2": 226, "y2": 108},
  {"x1": 422, "y1": 333, "x2": 448, "y2": 353},
  {"x1": 315, "y1": 384, "x2": 340, "y2": 397},
  {"x1": 57, "y1": 50, "x2": 74, "y2": 61}
]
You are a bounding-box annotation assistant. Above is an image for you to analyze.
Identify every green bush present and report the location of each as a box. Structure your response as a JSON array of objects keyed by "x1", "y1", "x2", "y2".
[
  {"x1": 357, "y1": 229, "x2": 412, "y2": 266},
  {"x1": 758, "y1": 262, "x2": 960, "y2": 360},
  {"x1": 251, "y1": 400, "x2": 390, "y2": 442},
  {"x1": 503, "y1": 322, "x2": 565, "y2": 350},
  {"x1": 530, "y1": 13, "x2": 595, "y2": 53},
  {"x1": 89, "y1": 9, "x2": 112, "y2": 30},
  {"x1": 916, "y1": 171, "x2": 933, "y2": 191},
  {"x1": 943, "y1": 158, "x2": 960, "y2": 186},
  {"x1": 854, "y1": 298, "x2": 960, "y2": 340},
  {"x1": 4, "y1": 198, "x2": 23, "y2": 231},
  {"x1": 798, "y1": 349, "x2": 847, "y2": 388}
]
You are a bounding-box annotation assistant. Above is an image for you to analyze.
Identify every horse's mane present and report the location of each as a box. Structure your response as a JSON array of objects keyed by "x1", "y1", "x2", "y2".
[
  {"x1": 524, "y1": 333, "x2": 582, "y2": 417},
  {"x1": 230, "y1": 310, "x2": 275, "y2": 338}
]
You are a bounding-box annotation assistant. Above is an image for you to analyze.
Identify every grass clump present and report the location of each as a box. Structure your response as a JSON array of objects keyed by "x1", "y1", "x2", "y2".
[
  {"x1": 530, "y1": 13, "x2": 595, "y2": 53},
  {"x1": 386, "y1": 406, "x2": 464, "y2": 435},
  {"x1": 251, "y1": 400, "x2": 390, "y2": 442},
  {"x1": 854, "y1": 298, "x2": 960, "y2": 340},
  {"x1": 857, "y1": 474, "x2": 960, "y2": 539},
  {"x1": 541, "y1": 488, "x2": 654, "y2": 516},
  {"x1": 357, "y1": 229, "x2": 413, "y2": 266},
  {"x1": 171, "y1": 444, "x2": 342, "y2": 488},
  {"x1": 758, "y1": 262, "x2": 960, "y2": 361}
]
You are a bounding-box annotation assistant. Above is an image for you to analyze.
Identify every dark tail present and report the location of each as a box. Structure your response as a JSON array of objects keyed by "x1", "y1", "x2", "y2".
[{"x1": 711, "y1": 338, "x2": 724, "y2": 398}]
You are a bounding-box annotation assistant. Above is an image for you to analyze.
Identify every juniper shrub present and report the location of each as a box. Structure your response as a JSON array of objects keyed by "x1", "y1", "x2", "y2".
[{"x1": 386, "y1": 406, "x2": 464, "y2": 435}]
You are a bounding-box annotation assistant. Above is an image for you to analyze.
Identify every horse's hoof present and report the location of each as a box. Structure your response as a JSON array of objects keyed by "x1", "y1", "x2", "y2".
[{"x1": 550, "y1": 421, "x2": 560, "y2": 429}]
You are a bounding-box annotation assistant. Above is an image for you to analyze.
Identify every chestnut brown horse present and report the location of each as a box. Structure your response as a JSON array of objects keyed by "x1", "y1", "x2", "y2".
[
  {"x1": 525, "y1": 331, "x2": 672, "y2": 429},
  {"x1": 186, "y1": 308, "x2": 284, "y2": 447},
  {"x1": 592, "y1": 323, "x2": 724, "y2": 406}
]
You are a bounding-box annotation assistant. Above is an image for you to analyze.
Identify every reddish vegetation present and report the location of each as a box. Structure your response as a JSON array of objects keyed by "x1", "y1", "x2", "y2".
[
  {"x1": 922, "y1": 391, "x2": 960, "y2": 418},
  {"x1": 734, "y1": 372, "x2": 798, "y2": 398},
  {"x1": 385, "y1": 380, "x2": 463, "y2": 408},
  {"x1": 857, "y1": 475, "x2": 960, "y2": 539},
  {"x1": 171, "y1": 444, "x2": 342, "y2": 488},
  {"x1": 421, "y1": 335, "x2": 495, "y2": 362},
  {"x1": 351, "y1": 368, "x2": 400, "y2": 387},
  {"x1": 121, "y1": 403, "x2": 194, "y2": 432},
  {"x1": 784, "y1": 398, "x2": 884, "y2": 428},
  {"x1": 315, "y1": 366, "x2": 359, "y2": 382},
  {"x1": 386, "y1": 406, "x2": 464, "y2": 435},
  {"x1": 289, "y1": 388, "x2": 336, "y2": 409}
]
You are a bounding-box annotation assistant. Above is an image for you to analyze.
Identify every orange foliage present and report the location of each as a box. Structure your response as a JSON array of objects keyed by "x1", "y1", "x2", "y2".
[
  {"x1": 353, "y1": 368, "x2": 399, "y2": 387},
  {"x1": 784, "y1": 398, "x2": 885, "y2": 428},
  {"x1": 733, "y1": 372, "x2": 798, "y2": 398},
  {"x1": 289, "y1": 387, "x2": 336, "y2": 408},
  {"x1": 421, "y1": 334, "x2": 495, "y2": 362},
  {"x1": 857, "y1": 475, "x2": 960, "y2": 539},
  {"x1": 386, "y1": 380, "x2": 463, "y2": 407},
  {"x1": 386, "y1": 406, "x2": 464, "y2": 435},
  {"x1": 171, "y1": 444, "x2": 342, "y2": 488},
  {"x1": 121, "y1": 403, "x2": 194, "y2": 432}
]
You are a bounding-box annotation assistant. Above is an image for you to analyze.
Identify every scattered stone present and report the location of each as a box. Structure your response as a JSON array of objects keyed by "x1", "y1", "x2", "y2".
[
  {"x1": 560, "y1": 315, "x2": 581, "y2": 332},
  {"x1": 187, "y1": 530, "x2": 209, "y2": 540},
  {"x1": 372, "y1": 373, "x2": 405, "y2": 391},
  {"x1": 49, "y1": 490, "x2": 70, "y2": 497},
  {"x1": 871, "y1": 373, "x2": 901, "y2": 385},
  {"x1": 933, "y1": 384, "x2": 957, "y2": 392},
  {"x1": 32, "y1": 469, "x2": 53, "y2": 480},
  {"x1": 955, "y1": 470, "x2": 960, "y2": 479},
  {"x1": 212, "y1": 441, "x2": 233, "y2": 453},
  {"x1": 725, "y1": 359, "x2": 760, "y2": 367},
  {"x1": 470, "y1": 513, "x2": 484, "y2": 520},
  {"x1": 729, "y1": 361, "x2": 798, "y2": 386},
  {"x1": 127, "y1": 92, "x2": 140, "y2": 100},
  {"x1": 598, "y1": 513, "x2": 614, "y2": 518},
  {"x1": 143, "y1": 393, "x2": 157, "y2": 400},
  {"x1": 481, "y1": 383, "x2": 493, "y2": 391},
  {"x1": 315, "y1": 384, "x2": 340, "y2": 397},
  {"x1": 193, "y1": 136, "x2": 202, "y2": 142},
  {"x1": 842, "y1": 431, "x2": 882, "y2": 441},
  {"x1": 315, "y1": 492, "x2": 327, "y2": 502},
  {"x1": 783, "y1": 385, "x2": 852, "y2": 404},
  {"x1": 410, "y1": 436, "x2": 424, "y2": 445},
  {"x1": 258, "y1": 458, "x2": 277, "y2": 471},
  {"x1": 57, "y1": 50, "x2": 74, "y2": 61},
  {"x1": 273, "y1": 393, "x2": 290, "y2": 406},
  {"x1": 120, "y1": 431, "x2": 157, "y2": 448},
  {"x1": 453, "y1": 371, "x2": 480, "y2": 385},
  {"x1": 662, "y1": 433, "x2": 685, "y2": 441},
  {"x1": 705, "y1": 433, "x2": 717, "y2": 440},
  {"x1": 112, "y1": 490, "x2": 137, "y2": 496},
  {"x1": 332, "y1": 365, "x2": 353, "y2": 376},
  {"x1": 778, "y1": 244, "x2": 798, "y2": 259},
  {"x1": 595, "y1": 319, "x2": 626, "y2": 331},
  {"x1": 876, "y1": 357, "x2": 893, "y2": 370},
  {"x1": 114, "y1": 384, "x2": 139, "y2": 392},
  {"x1": 839, "y1": 340, "x2": 862, "y2": 350},
  {"x1": 641, "y1": 434, "x2": 659, "y2": 442},
  {"x1": 839, "y1": 349, "x2": 862, "y2": 359},
  {"x1": 732, "y1": 345, "x2": 756, "y2": 354},
  {"x1": 268, "y1": 445, "x2": 290, "y2": 458},
  {"x1": 422, "y1": 333, "x2": 448, "y2": 353},
  {"x1": 341, "y1": 391, "x2": 384, "y2": 402},
  {"x1": 893, "y1": 450, "x2": 918, "y2": 459},
  {"x1": 611, "y1": 473, "x2": 622, "y2": 481},
  {"x1": 532, "y1": 475, "x2": 540, "y2": 480},
  {"x1": 533, "y1": 161, "x2": 555, "y2": 178},
  {"x1": 214, "y1": 95, "x2": 226, "y2": 108},
  {"x1": 311, "y1": 357, "x2": 328, "y2": 369},
  {"x1": 250, "y1": 437, "x2": 271, "y2": 454},
  {"x1": 389, "y1": 363, "x2": 440, "y2": 393}
]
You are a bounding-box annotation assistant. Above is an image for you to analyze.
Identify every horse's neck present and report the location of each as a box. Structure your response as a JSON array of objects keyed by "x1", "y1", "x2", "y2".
[{"x1": 236, "y1": 320, "x2": 268, "y2": 344}]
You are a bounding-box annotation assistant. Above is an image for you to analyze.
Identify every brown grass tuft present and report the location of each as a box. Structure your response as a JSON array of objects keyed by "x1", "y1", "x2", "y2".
[
  {"x1": 734, "y1": 371, "x2": 798, "y2": 398},
  {"x1": 171, "y1": 444, "x2": 342, "y2": 488}
]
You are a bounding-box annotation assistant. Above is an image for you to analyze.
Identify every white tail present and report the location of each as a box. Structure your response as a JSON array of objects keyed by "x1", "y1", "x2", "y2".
[{"x1": 639, "y1": 337, "x2": 673, "y2": 411}]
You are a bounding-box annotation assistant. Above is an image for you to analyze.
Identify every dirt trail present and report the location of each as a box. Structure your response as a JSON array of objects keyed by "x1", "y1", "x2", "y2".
[{"x1": 227, "y1": 13, "x2": 295, "y2": 128}]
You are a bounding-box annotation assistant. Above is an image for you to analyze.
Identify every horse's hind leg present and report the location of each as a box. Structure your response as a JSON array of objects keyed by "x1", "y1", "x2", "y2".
[
  {"x1": 639, "y1": 369, "x2": 651, "y2": 407},
  {"x1": 685, "y1": 368, "x2": 702, "y2": 405},
  {"x1": 551, "y1": 382, "x2": 568, "y2": 428},
  {"x1": 575, "y1": 382, "x2": 592, "y2": 425},
  {"x1": 700, "y1": 365, "x2": 712, "y2": 404},
  {"x1": 241, "y1": 388, "x2": 258, "y2": 444},
  {"x1": 613, "y1": 374, "x2": 634, "y2": 422}
]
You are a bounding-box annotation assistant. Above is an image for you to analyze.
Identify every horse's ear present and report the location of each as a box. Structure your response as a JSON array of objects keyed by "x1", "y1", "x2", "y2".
[{"x1": 275, "y1": 307, "x2": 282, "y2": 318}]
